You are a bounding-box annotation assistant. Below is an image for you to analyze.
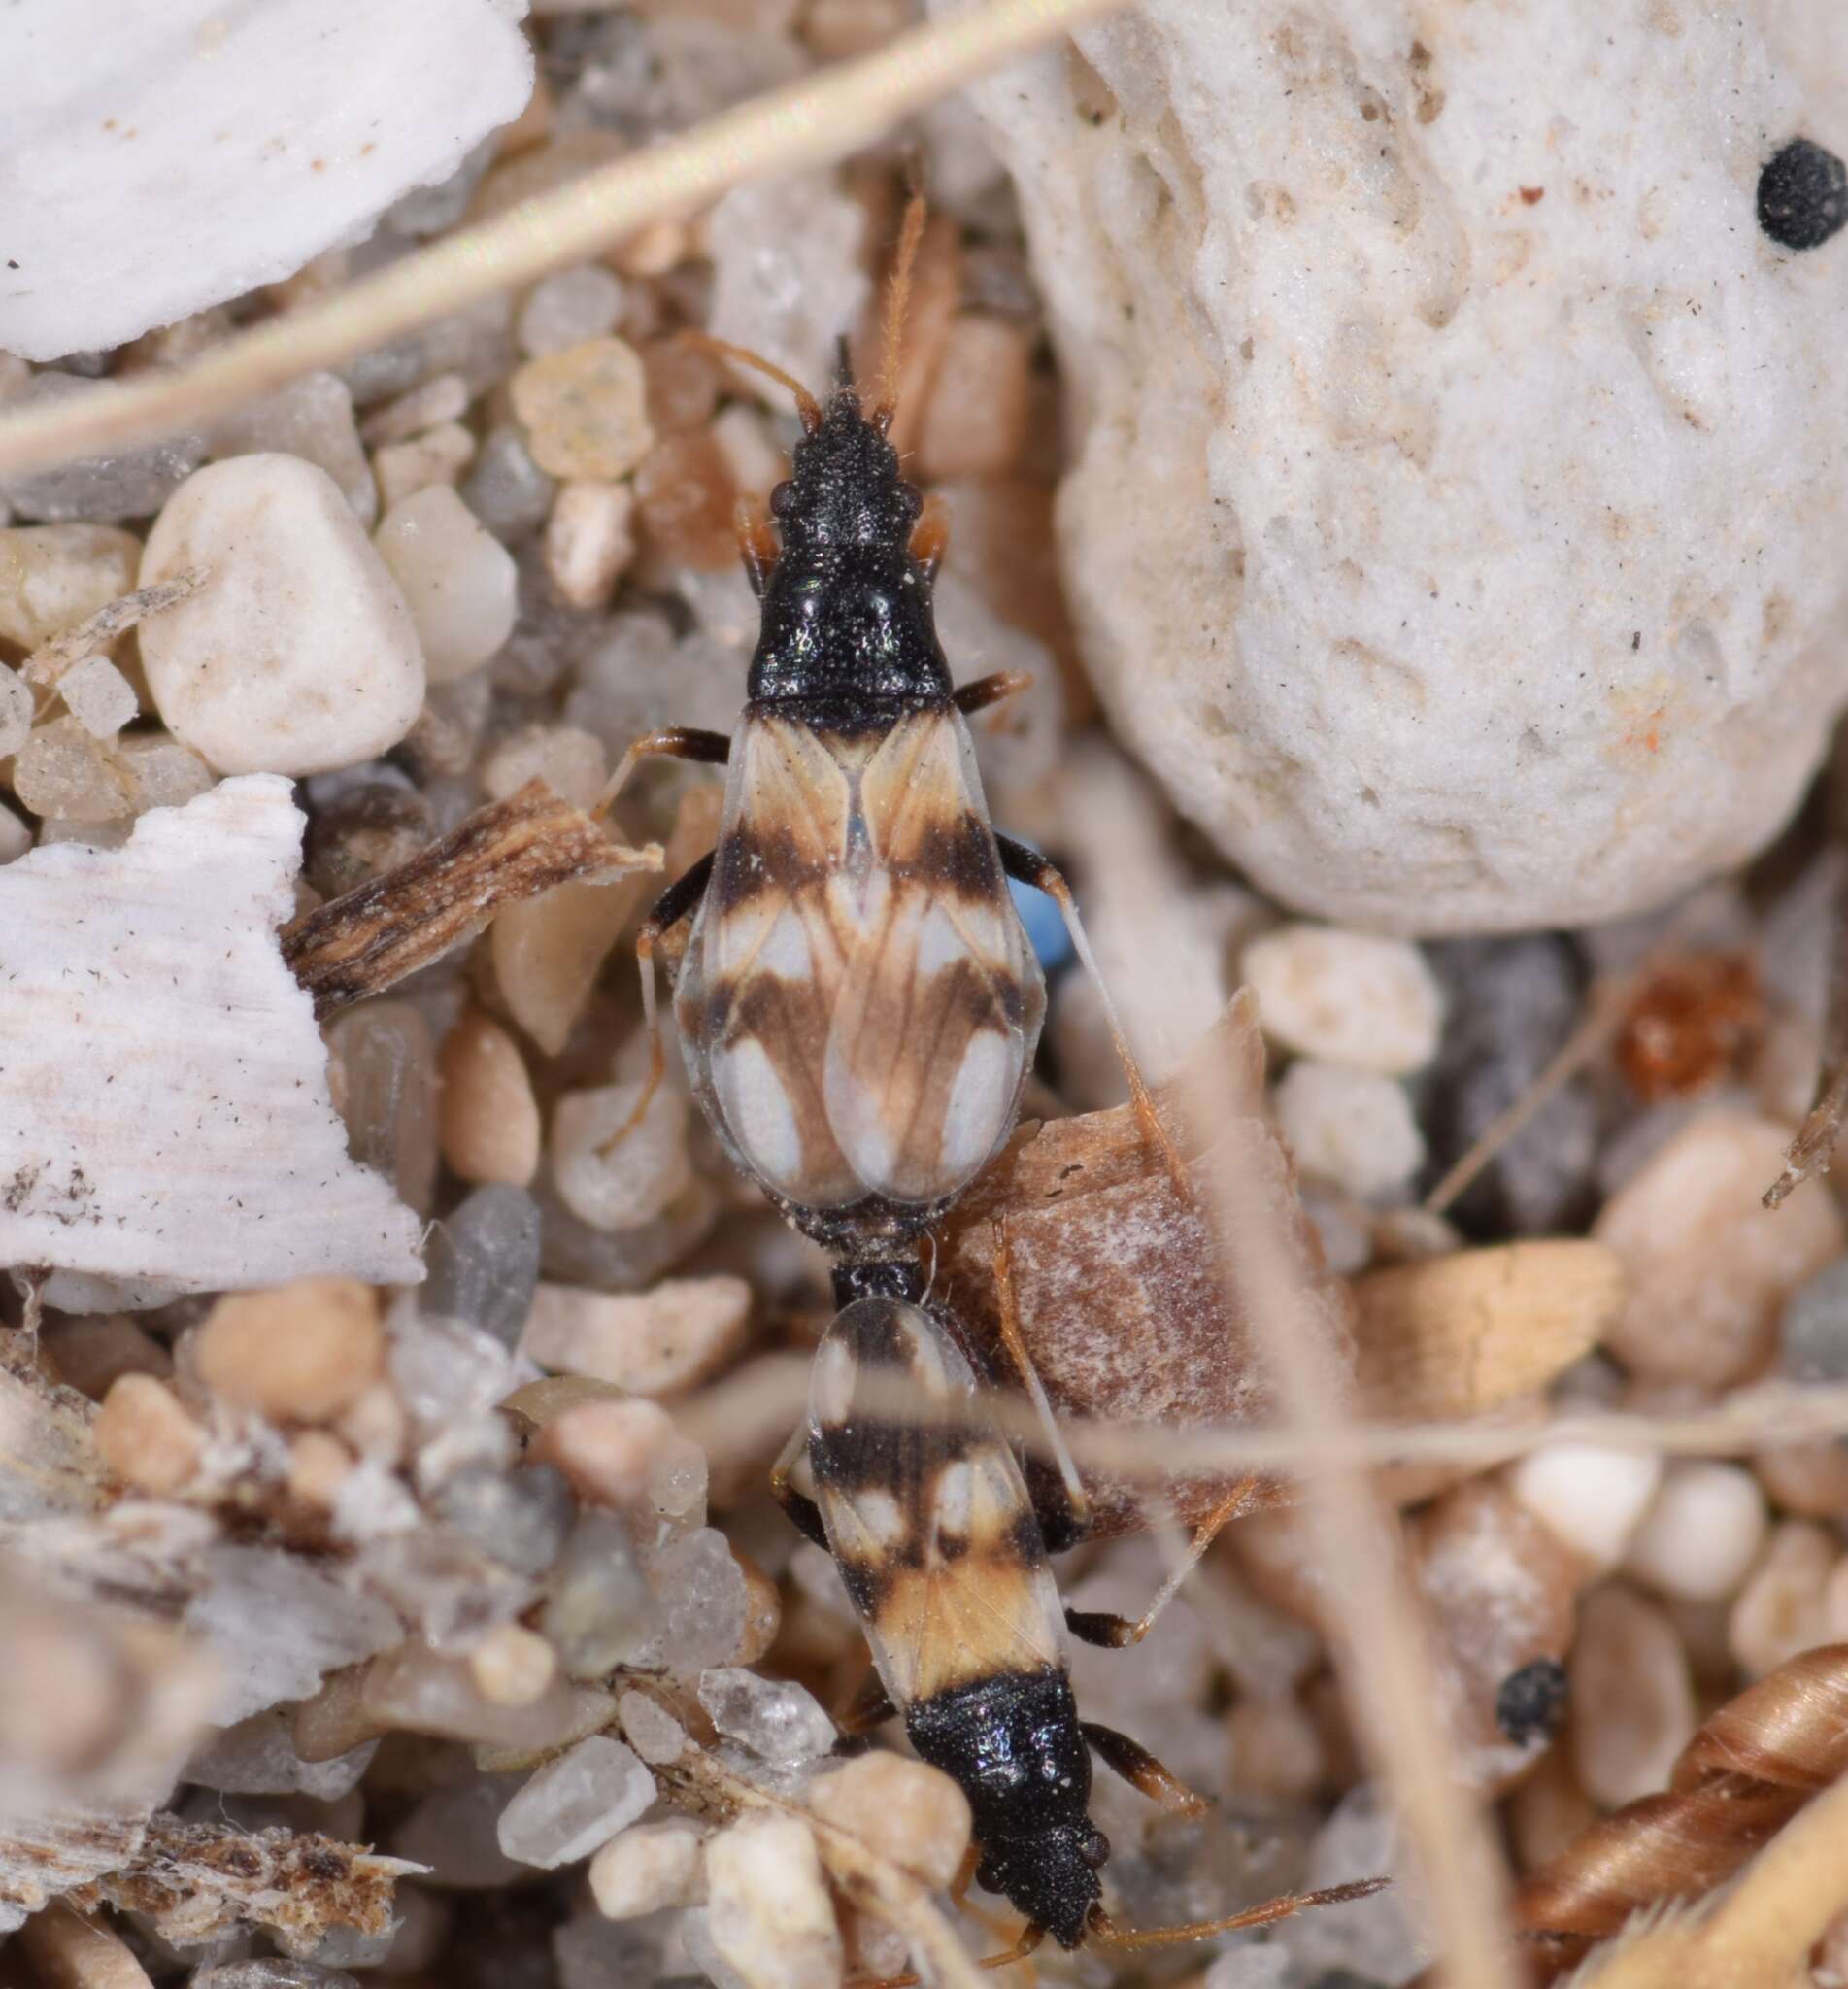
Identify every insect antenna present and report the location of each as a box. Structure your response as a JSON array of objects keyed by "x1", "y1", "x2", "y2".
[
  {"x1": 1086, "y1": 1877, "x2": 1392, "y2": 1951},
  {"x1": 677, "y1": 329, "x2": 823, "y2": 433},
  {"x1": 870, "y1": 189, "x2": 928, "y2": 436}
]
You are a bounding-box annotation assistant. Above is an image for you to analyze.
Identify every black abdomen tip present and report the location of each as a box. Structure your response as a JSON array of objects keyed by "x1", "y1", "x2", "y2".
[{"x1": 1758, "y1": 137, "x2": 1848, "y2": 252}]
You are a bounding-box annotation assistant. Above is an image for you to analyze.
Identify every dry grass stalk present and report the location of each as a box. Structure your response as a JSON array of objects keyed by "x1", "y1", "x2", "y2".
[
  {"x1": 620, "y1": 1689, "x2": 985, "y2": 1989},
  {"x1": 281, "y1": 777, "x2": 659, "y2": 1017},
  {"x1": 1519, "y1": 1644, "x2": 1848, "y2": 1986},
  {"x1": 1764, "y1": 860, "x2": 1848, "y2": 1209},
  {"x1": 0, "y1": 0, "x2": 1129, "y2": 482},
  {"x1": 1182, "y1": 1048, "x2": 1519, "y2": 1989},
  {"x1": 19, "y1": 571, "x2": 205, "y2": 691}
]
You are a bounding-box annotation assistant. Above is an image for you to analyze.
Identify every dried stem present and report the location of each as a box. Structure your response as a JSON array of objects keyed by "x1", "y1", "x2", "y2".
[
  {"x1": 20, "y1": 570, "x2": 205, "y2": 691},
  {"x1": 1518, "y1": 1645, "x2": 1848, "y2": 1985},
  {"x1": 0, "y1": 0, "x2": 1128, "y2": 481},
  {"x1": 281, "y1": 778, "x2": 659, "y2": 1017},
  {"x1": 1764, "y1": 857, "x2": 1848, "y2": 1208}
]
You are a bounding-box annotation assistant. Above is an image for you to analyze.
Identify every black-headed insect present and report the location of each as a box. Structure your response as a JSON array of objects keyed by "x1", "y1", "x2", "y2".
[
  {"x1": 598, "y1": 203, "x2": 1171, "y2": 1264},
  {"x1": 774, "y1": 1271, "x2": 1385, "y2": 1962}
]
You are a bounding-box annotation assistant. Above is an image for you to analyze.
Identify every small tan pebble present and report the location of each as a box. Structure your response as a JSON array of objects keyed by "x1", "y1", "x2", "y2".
[
  {"x1": 1594, "y1": 1110, "x2": 1846, "y2": 1386},
  {"x1": 373, "y1": 483, "x2": 519, "y2": 683},
  {"x1": 92, "y1": 1373, "x2": 203, "y2": 1496},
  {"x1": 735, "y1": 1553, "x2": 782, "y2": 1667},
  {"x1": 482, "y1": 724, "x2": 609, "y2": 812},
  {"x1": 641, "y1": 337, "x2": 723, "y2": 433},
  {"x1": 801, "y1": 0, "x2": 910, "y2": 59},
  {"x1": 511, "y1": 337, "x2": 655, "y2": 480},
  {"x1": 1273, "y1": 1060, "x2": 1425, "y2": 1198},
  {"x1": 438, "y1": 1006, "x2": 542, "y2": 1187},
  {"x1": 1754, "y1": 1437, "x2": 1848, "y2": 1517},
  {"x1": 543, "y1": 477, "x2": 636, "y2": 610},
  {"x1": 1242, "y1": 924, "x2": 1444, "y2": 1075},
  {"x1": 1227, "y1": 1691, "x2": 1326, "y2": 1800},
  {"x1": 362, "y1": 1639, "x2": 585, "y2": 1750},
  {"x1": 590, "y1": 1818, "x2": 707, "y2": 1919},
  {"x1": 0, "y1": 522, "x2": 141, "y2": 649},
  {"x1": 373, "y1": 421, "x2": 477, "y2": 509},
  {"x1": 11, "y1": 717, "x2": 135, "y2": 821},
  {"x1": 1569, "y1": 1582, "x2": 1697, "y2": 1808},
  {"x1": 842, "y1": 1911, "x2": 909, "y2": 1984},
  {"x1": 116, "y1": 733, "x2": 214, "y2": 812},
  {"x1": 286, "y1": 1428, "x2": 355, "y2": 1509},
  {"x1": 619, "y1": 1686, "x2": 688, "y2": 1765},
  {"x1": 551, "y1": 1079, "x2": 692, "y2": 1230},
  {"x1": 522, "y1": 1276, "x2": 752, "y2": 1395},
  {"x1": 1730, "y1": 1520, "x2": 1836, "y2": 1676},
  {"x1": 59, "y1": 656, "x2": 138, "y2": 738},
  {"x1": 0, "y1": 1606, "x2": 126, "y2": 1777},
  {"x1": 805, "y1": 1751, "x2": 973, "y2": 1889},
  {"x1": 635, "y1": 430, "x2": 739, "y2": 570},
  {"x1": 608, "y1": 219, "x2": 691, "y2": 279},
  {"x1": 293, "y1": 1662, "x2": 393, "y2": 1763},
  {"x1": 1622, "y1": 1462, "x2": 1767, "y2": 1602},
  {"x1": 15, "y1": 1905, "x2": 152, "y2": 1989},
  {"x1": 140, "y1": 454, "x2": 425, "y2": 776},
  {"x1": 45, "y1": 1314, "x2": 171, "y2": 1400},
  {"x1": 467, "y1": 1622, "x2": 558, "y2": 1708},
  {"x1": 193, "y1": 1276, "x2": 385, "y2": 1424},
  {"x1": 704, "y1": 1813, "x2": 844, "y2": 1989},
  {"x1": 336, "y1": 1377, "x2": 408, "y2": 1464},
  {"x1": 915, "y1": 314, "x2": 1034, "y2": 482},
  {"x1": 490, "y1": 868, "x2": 653, "y2": 1058},
  {"x1": 1507, "y1": 1442, "x2": 1662, "y2": 1570},
  {"x1": 532, "y1": 1395, "x2": 676, "y2": 1505},
  {"x1": 1506, "y1": 1747, "x2": 1598, "y2": 1873},
  {"x1": 360, "y1": 371, "x2": 471, "y2": 448},
  {"x1": 1355, "y1": 1240, "x2": 1622, "y2": 1425}
]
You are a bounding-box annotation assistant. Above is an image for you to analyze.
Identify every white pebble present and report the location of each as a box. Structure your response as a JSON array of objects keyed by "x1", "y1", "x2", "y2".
[
  {"x1": 552, "y1": 1080, "x2": 692, "y2": 1231},
  {"x1": 1507, "y1": 1443, "x2": 1663, "y2": 1570},
  {"x1": 495, "y1": 1734, "x2": 655, "y2": 1870},
  {"x1": 543, "y1": 480, "x2": 635, "y2": 612},
  {"x1": 519, "y1": 266, "x2": 626, "y2": 358},
  {"x1": 698, "y1": 1667, "x2": 836, "y2": 1766},
  {"x1": 1622, "y1": 1462, "x2": 1767, "y2": 1603},
  {"x1": 374, "y1": 484, "x2": 518, "y2": 683},
  {"x1": 1272, "y1": 1060, "x2": 1424, "y2": 1197},
  {"x1": 1570, "y1": 1583, "x2": 1696, "y2": 1808},
  {"x1": 139, "y1": 455, "x2": 424, "y2": 776},
  {"x1": 704, "y1": 1813, "x2": 844, "y2": 1989},
  {"x1": 373, "y1": 421, "x2": 477, "y2": 510},
  {"x1": 590, "y1": 1818, "x2": 706, "y2": 1920},
  {"x1": 521, "y1": 1276, "x2": 751, "y2": 1397},
  {"x1": 59, "y1": 656, "x2": 137, "y2": 738},
  {"x1": 1243, "y1": 925, "x2": 1443, "y2": 1074}
]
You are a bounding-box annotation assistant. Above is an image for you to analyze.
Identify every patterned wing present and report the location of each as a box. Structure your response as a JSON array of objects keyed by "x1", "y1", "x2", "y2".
[
  {"x1": 676, "y1": 715, "x2": 862, "y2": 1210},
  {"x1": 821, "y1": 709, "x2": 1045, "y2": 1205},
  {"x1": 809, "y1": 1298, "x2": 1068, "y2": 1710}
]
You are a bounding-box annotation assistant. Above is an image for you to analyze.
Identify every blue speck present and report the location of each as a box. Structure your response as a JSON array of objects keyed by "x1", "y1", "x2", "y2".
[{"x1": 1009, "y1": 873, "x2": 1071, "y2": 974}]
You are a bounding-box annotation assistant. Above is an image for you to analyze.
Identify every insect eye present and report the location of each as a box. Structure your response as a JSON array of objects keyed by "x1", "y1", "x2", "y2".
[
  {"x1": 770, "y1": 479, "x2": 795, "y2": 516},
  {"x1": 1081, "y1": 1829, "x2": 1110, "y2": 1869}
]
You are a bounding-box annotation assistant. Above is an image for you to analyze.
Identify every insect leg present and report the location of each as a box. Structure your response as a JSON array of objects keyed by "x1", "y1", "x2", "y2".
[
  {"x1": 1079, "y1": 1721, "x2": 1208, "y2": 1818},
  {"x1": 594, "y1": 851, "x2": 716, "y2": 1159},
  {"x1": 768, "y1": 1408, "x2": 827, "y2": 1550},
  {"x1": 593, "y1": 726, "x2": 731, "y2": 822},
  {"x1": 992, "y1": 833, "x2": 1190, "y2": 1196},
  {"x1": 911, "y1": 490, "x2": 952, "y2": 582},
  {"x1": 1086, "y1": 1879, "x2": 1390, "y2": 1952},
  {"x1": 953, "y1": 667, "x2": 1034, "y2": 717},
  {"x1": 1061, "y1": 1477, "x2": 1260, "y2": 1650},
  {"x1": 735, "y1": 498, "x2": 780, "y2": 598},
  {"x1": 976, "y1": 1924, "x2": 1046, "y2": 1972},
  {"x1": 837, "y1": 1669, "x2": 898, "y2": 1736}
]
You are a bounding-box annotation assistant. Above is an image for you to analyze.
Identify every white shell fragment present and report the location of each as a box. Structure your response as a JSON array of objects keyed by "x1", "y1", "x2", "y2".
[
  {"x1": 0, "y1": 776, "x2": 423, "y2": 1293},
  {"x1": 0, "y1": 0, "x2": 534, "y2": 362}
]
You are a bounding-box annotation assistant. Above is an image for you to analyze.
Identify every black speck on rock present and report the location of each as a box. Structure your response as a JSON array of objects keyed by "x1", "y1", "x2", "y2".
[
  {"x1": 1496, "y1": 1656, "x2": 1570, "y2": 1746},
  {"x1": 1758, "y1": 138, "x2": 1848, "y2": 251}
]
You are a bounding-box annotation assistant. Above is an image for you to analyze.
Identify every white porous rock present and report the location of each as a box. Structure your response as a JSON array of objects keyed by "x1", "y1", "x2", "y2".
[
  {"x1": 590, "y1": 1819, "x2": 707, "y2": 1920},
  {"x1": 1273, "y1": 1060, "x2": 1424, "y2": 1198},
  {"x1": 139, "y1": 455, "x2": 426, "y2": 775},
  {"x1": 1244, "y1": 925, "x2": 1443, "y2": 1074},
  {"x1": 704, "y1": 1813, "x2": 844, "y2": 1989},
  {"x1": 0, "y1": 0, "x2": 532, "y2": 361},
  {"x1": 0, "y1": 777, "x2": 423, "y2": 1293},
  {"x1": 947, "y1": 0, "x2": 1848, "y2": 932}
]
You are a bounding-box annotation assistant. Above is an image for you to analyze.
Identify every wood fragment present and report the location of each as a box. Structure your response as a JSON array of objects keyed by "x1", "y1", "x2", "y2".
[
  {"x1": 1764, "y1": 860, "x2": 1848, "y2": 1209},
  {"x1": 20, "y1": 571, "x2": 205, "y2": 691},
  {"x1": 71, "y1": 1817, "x2": 416, "y2": 1960},
  {"x1": 281, "y1": 778, "x2": 660, "y2": 1018}
]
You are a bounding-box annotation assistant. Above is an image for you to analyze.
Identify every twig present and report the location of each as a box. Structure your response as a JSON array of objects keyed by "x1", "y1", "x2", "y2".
[
  {"x1": 1764, "y1": 857, "x2": 1848, "y2": 1209},
  {"x1": 281, "y1": 778, "x2": 659, "y2": 1017},
  {"x1": 0, "y1": 0, "x2": 1128, "y2": 481},
  {"x1": 20, "y1": 570, "x2": 205, "y2": 691}
]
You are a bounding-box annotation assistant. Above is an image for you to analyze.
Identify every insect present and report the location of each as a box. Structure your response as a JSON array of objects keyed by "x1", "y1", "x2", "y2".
[
  {"x1": 599, "y1": 201, "x2": 1173, "y2": 1264},
  {"x1": 774, "y1": 1269, "x2": 1385, "y2": 1962}
]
